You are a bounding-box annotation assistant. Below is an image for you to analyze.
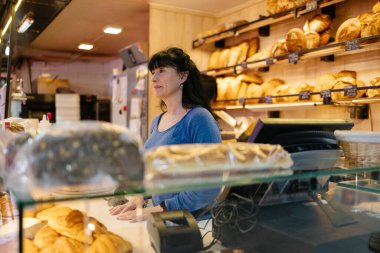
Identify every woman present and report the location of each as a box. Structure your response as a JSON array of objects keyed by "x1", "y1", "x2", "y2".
[{"x1": 109, "y1": 47, "x2": 221, "y2": 222}]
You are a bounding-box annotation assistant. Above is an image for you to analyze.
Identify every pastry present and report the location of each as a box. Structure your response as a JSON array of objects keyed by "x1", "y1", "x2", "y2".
[
  {"x1": 320, "y1": 28, "x2": 332, "y2": 46},
  {"x1": 208, "y1": 49, "x2": 222, "y2": 69},
  {"x1": 358, "y1": 12, "x2": 380, "y2": 38},
  {"x1": 236, "y1": 73, "x2": 263, "y2": 84},
  {"x1": 286, "y1": 28, "x2": 306, "y2": 52},
  {"x1": 48, "y1": 209, "x2": 107, "y2": 243},
  {"x1": 247, "y1": 37, "x2": 260, "y2": 58},
  {"x1": 373, "y1": 1, "x2": 380, "y2": 13},
  {"x1": 336, "y1": 18, "x2": 361, "y2": 42},
  {"x1": 367, "y1": 76, "x2": 380, "y2": 97},
  {"x1": 24, "y1": 239, "x2": 40, "y2": 253},
  {"x1": 40, "y1": 236, "x2": 84, "y2": 253},
  {"x1": 36, "y1": 206, "x2": 73, "y2": 222},
  {"x1": 270, "y1": 39, "x2": 288, "y2": 57},
  {"x1": 144, "y1": 143, "x2": 294, "y2": 179},
  {"x1": 86, "y1": 232, "x2": 133, "y2": 253},
  {"x1": 305, "y1": 32, "x2": 320, "y2": 49},
  {"x1": 308, "y1": 14, "x2": 333, "y2": 33},
  {"x1": 34, "y1": 225, "x2": 60, "y2": 249}
]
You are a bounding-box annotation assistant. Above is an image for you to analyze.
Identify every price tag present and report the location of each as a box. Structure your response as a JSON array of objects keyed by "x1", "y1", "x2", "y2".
[
  {"x1": 238, "y1": 98, "x2": 246, "y2": 105},
  {"x1": 344, "y1": 85, "x2": 358, "y2": 97},
  {"x1": 299, "y1": 91, "x2": 311, "y2": 100},
  {"x1": 345, "y1": 38, "x2": 360, "y2": 51},
  {"x1": 320, "y1": 89, "x2": 331, "y2": 98},
  {"x1": 306, "y1": 0, "x2": 318, "y2": 13},
  {"x1": 261, "y1": 96, "x2": 273, "y2": 103},
  {"x1": 288, "y1": 52, "x2": 299, "y2": 64},
  {"x1": 241, "y1": 61, "x2": 248, "y2": 69},
  {"x1": 266, "y1": 57, "x2": 274, "y2": 66}
]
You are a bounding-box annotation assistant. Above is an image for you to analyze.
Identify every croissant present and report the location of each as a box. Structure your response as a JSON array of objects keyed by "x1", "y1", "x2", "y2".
[
  {"x1": 48, "y1": 210, "x2": 107, "y2": 243},
  {"x1": 36, "y1": 206, "x2": 73, "y2": 221},
  {"x1": 86, "y1": 232, "x2": 133, "y2": 253},
  {"x1": 40, "y1": 237, "x2": 84, "y2": 253},
  {"x1": 34, "y1": 225, "x2": 60, "y2": 249},
  {"x1": 24, "y1": 239, "x2": 40, "y2": 253}
]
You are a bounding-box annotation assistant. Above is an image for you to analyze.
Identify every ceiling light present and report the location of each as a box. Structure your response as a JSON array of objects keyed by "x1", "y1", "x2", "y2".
[
  {"x1": 103, "y1": 26, "x2": 123, "y2": 35},
  {"x1": 15, "y1": 0, "x2": 23, "y2": 11},
  {"x1": 78, "y1": 43, "x2": 94, "y2": 50},
  {"x1": 17, "y1": 12, "x2": 34, "y2": 33},
  {"x1": 5, "y1": 46, "x2": 10, "y2": 56},
  {"x1": 2, "y1": 17, "x2": 12, "y2": 36}
]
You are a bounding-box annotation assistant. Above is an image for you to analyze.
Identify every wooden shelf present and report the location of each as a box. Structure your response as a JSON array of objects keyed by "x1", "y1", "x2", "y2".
[
  {"x1": 203, "y1": 34, "x2": 380, "y2": 77},
  {"x1": 193, "y1": 0, "x2": 345, "y2": 48}
]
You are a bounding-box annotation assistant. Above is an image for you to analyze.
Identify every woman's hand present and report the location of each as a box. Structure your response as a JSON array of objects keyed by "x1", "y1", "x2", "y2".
[
  {"x1": 116, "y1": 205, "x2": 163, "y2": 223},
  {"x1": 109, "y1": 200, "x2": 137, "y2": 215}
]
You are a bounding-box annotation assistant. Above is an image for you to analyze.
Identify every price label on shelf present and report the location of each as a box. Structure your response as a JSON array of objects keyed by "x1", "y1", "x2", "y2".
[
  {"x1": 262, "y1": 96, "x2": 273, "y2": 103},
  {"x1": 266, "y1": 57, "x2": 274, "y2": 66},
  {"x1": 320, "y1": 89, "x2": 331, "y2": 98},
  {"x1": 288, "y1": 52, "x2": 299, "y2": 64},
  {"x1": 306, "y1": 0, "x2": 318, "y2": 13},
  {"x1": 344, "y1": 85, "x2": 358, "y2": 97},
  {"x1": 241, "y1": 61, "x2": 248, "y2": 69},
  {"x1": 345, "y1": 38, "x2": 360, "y2": 51},
  {"x1": 299, "y1": 91, "x2": 311, "y2": 100}
]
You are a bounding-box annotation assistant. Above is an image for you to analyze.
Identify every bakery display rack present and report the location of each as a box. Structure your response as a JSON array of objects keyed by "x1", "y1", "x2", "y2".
[{"x1": 192, "y1": 0, "x2": 345, "y2": 48}]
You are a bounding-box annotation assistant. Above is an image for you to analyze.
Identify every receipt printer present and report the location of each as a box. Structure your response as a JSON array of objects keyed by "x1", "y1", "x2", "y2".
[{"x1": 147, "y1": 210, "x2": 203, "y2": 253}]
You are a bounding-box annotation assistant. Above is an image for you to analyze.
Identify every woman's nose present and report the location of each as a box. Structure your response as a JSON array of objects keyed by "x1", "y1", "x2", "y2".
[{"x1": 152, "y1": 72, "x2": 158, "y2": 81}]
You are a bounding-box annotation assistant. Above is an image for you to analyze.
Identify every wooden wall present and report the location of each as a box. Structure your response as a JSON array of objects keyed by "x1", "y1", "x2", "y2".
[{"x1": 148, "y1": 3, "x2": 217, "y2": 124}]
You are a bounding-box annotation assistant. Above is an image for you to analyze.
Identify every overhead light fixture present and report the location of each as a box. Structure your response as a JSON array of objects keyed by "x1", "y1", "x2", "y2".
[
  {"x1": 103, "y1": 25, "x2": 123, "y2": 35},
  {"x1": 17, "y1": 12, "x2": 34, "y2": 33},
  {"x1": 2, "y1": 17, "x2": 12, "y2": 36},
  {"x1": 78, "y1": 43, "x2": 94, "y2": 50},
  {"x1": 5, "y1": 46, "x2": 10, "y2": 56},
  {"x1": 15, "y1": 0, "x2": 23, "y2": 11}
]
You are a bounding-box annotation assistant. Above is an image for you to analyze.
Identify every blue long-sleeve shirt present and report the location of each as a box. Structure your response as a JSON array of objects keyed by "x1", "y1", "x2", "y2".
[{"x1": 144, "y1": 106, "x2": 221, "y2": 212}]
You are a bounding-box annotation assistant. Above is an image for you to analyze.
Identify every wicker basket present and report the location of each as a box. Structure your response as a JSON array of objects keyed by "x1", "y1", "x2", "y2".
[{"x1": 340, "y1": 141, "x2": 380, "y2": 168}]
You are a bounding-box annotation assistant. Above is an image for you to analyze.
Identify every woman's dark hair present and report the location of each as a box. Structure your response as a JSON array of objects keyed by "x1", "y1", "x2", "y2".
[{"x1": 148, "y1": 47, "x2": 212, "y2": 114}]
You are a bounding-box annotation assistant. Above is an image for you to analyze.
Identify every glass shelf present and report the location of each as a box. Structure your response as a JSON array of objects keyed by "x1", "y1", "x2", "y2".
[
  {"x1": 338, "y1": 179, "x2": 380, "y2": 194},
  {"x1": 15, "y1": 162, "x2": 380, "y2": 206}
]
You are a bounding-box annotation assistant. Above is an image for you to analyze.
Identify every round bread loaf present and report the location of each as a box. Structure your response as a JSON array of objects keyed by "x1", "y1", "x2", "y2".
[
  {"x1": 270, "y1": 39, "x2": 288, "y2": 57},
  {"x1": 359, "y1": 12, "x2": 380, "y2": 38},
  {"x1": 286, "y1": 28, "x2": 306, "y2": 52},
  {"x1": 237, "y1": 73, "x2": 263, "y2": 84},
  {"x1": 336, "y1": 18, "x2": 361, "y2": 42},
  {"x1": 308, "y1": 14, "x2": 332, "y2": 33},
  {"x1": 316, "y1": 73, "x2": 338, "y2": 90},
  {"x1": 245, "y1": 84, "x2": 264, "y2": 102},
  {"x1": 331, "y1": 76, "x2": 357, "y2": 100},
  {"x1": 320, "y1": 28, "x2": 332, "y2": 45},
  {"x1": 274, "y1": 84, "x2": 299, "y2": 103},
  {"x1": 305, "y1": 32, "x2": 320, "y2": 49},
  {"x1": 367, "y1": 76, "x2": 380, "y2": 98},
  {"x1": 373, "y1": 1, "x2": 380, "y2": 13},
  {"x1": 337, "y1": 70, "x2": 357, "y2": 79}
]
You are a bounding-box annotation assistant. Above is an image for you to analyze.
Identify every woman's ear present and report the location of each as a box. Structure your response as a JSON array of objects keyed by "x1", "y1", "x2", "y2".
[{"x1": 180, "y1": 71, "x2": 189, "y2": 82}]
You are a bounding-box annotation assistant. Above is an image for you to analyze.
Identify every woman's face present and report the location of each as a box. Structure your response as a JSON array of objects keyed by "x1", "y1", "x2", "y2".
[{"x1": 151, "y1": 66, "x2": 183, "y2": 99}]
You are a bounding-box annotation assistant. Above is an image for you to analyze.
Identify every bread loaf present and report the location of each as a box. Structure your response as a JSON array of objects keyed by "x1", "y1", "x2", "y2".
[
  {"x1": 237, "y1": 82, "x2": 248, "y2": 99},
  {"x1": 216, "y1": 78, "x2": 229, "y2": 101},
  {"x1": 237, "y1": 41, "x2": 250, "y2": 63},
  {"x1": 208, "y1": 49, "x2": 222, "y2": 69},
  {"x1": 224, "y1": 78, "x2": 242, "y2": 100},
  {"x1": 270, "y1": 40, "x2": 288, "y2": 57},
  {"x1": 245, "y1": 84, "x2": 264, "y2": 102},
  {"x1": 305, "y1": 32, "x2": 320, "y2": 49},
  {"x1": 373, "y1": 1, "x2": 380, "y2": 13},
  {"x1": 219, "y1": 48, "x2": 230, "y2": 67},
  {"x1": 237, "y1": 73, "x2": 263, "y2": 84},
  {"x1": 247, "y1": 37, "x2": 260, "y2": 58},
  {"x1": 316, "y1": 73, "x2": 338, "y2": 91},
  {"x1": 228, "y1": 46, "x2": 242, "y2": 66},
  {"x1": 308, "y1": 14, "x2": 332, "y2": 33},
  {"x1": 320, "y1": 28, "x2": 332, "y2": 46},
  {"x1": 247, "y1": 50, "x2": 271, "y2": 62},
  {"x1": 262, "y1": 79, "x2": 285, "y2": 96},
  {"x1": 359, "y1": 12, "x2": 380, "y2": 38},
  {"x1": 336, "y1": 18, "x2": 361, "y2": 42},
  {"x1": 40, "y1": 236, "x2": 84, "y2": 253},
  {"x1": 331, "y1": 76, "x2": 357, "y2": 100},
  {"x1": 367, "y1": 76, "x2": 380, "y2": 98},
  {"x1": 286, "y1": 28, "x2": 306, "y2": 52},
  {"x1": 274, "y1": 84, "x2": 299, "y2": 103},
  {"x1": 337, "y1": 70, "x2": 357, "y2": 79}
]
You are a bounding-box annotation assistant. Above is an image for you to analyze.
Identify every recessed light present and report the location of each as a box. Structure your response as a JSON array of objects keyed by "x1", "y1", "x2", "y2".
[
  {"x1": 78, "y1": 43, "x2": 94, "y2": 50},
  {"x1": 103, "y1": 26, "x2": 123, "y2": 35}
]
